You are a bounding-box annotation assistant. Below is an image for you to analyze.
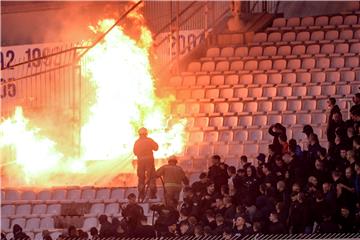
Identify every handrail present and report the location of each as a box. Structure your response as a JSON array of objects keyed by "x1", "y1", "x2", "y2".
[{"x1": 152, "y1": 1, "x2": 197, "y2": 40}]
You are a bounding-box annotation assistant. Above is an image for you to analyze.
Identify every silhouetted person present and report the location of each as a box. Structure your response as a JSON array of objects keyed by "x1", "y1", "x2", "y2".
[
  {"x1": 98, "y1": 215, "x2": 115, "y2": 237},
  {"x1": 268, "y1": 212, "x2": 287, "y2": 234},
  {"x1": 121, "y1": 193, "x2": 144, "y2": 233},
  {"x1": 12, "y1": 225, "x2": 30, "y2": 240},
  {"x1": 208, "y1": 155, "x2": 229, "y2": 193},
  {"x1": 133, "y1": 216, "x2": 156, "y2": 238},
  {"x1": 133, "y1": 127, "x2": 158, "y2": 200}
]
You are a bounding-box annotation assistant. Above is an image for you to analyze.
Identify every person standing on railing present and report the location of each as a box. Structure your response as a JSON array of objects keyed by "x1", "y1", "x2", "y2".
[{"x1": 133, "y1": 127, "x2": 159, "y2": 201}]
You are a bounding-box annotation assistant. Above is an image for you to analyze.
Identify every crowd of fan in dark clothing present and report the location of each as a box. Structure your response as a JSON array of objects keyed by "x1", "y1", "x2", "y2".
[{"x1": 3, "y1": 95, "x2": 360, "y2": 240}]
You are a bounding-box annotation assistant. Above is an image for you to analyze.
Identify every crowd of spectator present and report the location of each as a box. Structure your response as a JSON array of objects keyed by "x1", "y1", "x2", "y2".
[{"x1": 3, "y1": 94, "x2": 360, "y2": 240}]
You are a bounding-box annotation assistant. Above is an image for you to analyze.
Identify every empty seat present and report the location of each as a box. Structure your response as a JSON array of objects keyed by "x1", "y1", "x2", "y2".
[
  {"x1": 244, "y1": 60, "x2": 258, "y2": 70},
  {"x1": 67, "y1": 189, "x2": 81, "y2": 200},
  {"x1": 201, "y1": 61, "x2": 215, "y2": 72},
  {"x1": 337, "y1": 85, "x2": 351, "y2": 95},
  {"x1": 321, "y1": 44, "x2": 334, "y2": 54},
  {"x1": 344, "y1": 15, "x2": 357, "y2": 25},
  {"x1": 326, "y1": 71, "x2": 340, "y2": 82},
  {"x1": 293, "y1": 86, "x2": 307, "y2": 96},
  {"x1": 335, "y1": 43, "x2": 349, "y2": 54},
  {"x1": 263, "y1": 87, "x2": 276, "y2": 98},
  {"x1": 253, "y1": 115, "x2": 267, "y2": 126},
  {"x1": 214, "y1": 102, "x2": 229, "y2": 113},
  {"x1": 341, "y1": 71, "x2": 355, "y2": 81},
  {"x1": 312, "y1": 113, "x2": 327, "y2": 124},
  {"x1": 192, "y1": 89, "x2": 205, "y2": 99},
  {"x1": 204, "y1": 131, "x2": 219, "y2": 142},
  {"x1": 5, "y1": 190, "x2": 20, "y2": 201},
  {"x1": 283, "y1": 73, "x2": 296, "y2": 84},
  {"x1": 329, "y1": 15, "x2": 343, "y2": 26},
  {"x1": 268, "y1": 32, "x2": 282, "y2": 42},
  {"x1": 302, "y1": 100, "x2": 316, "y2": 111},
  {"x1": 52, "y1": 190, "x2": 66, "y2": 200},
  {"x1": 209, "y1": 117, "x2": 223, "y2": 127},
  {"x1": 311, "y1": 72, "x2": 326, "y2": 83},
  {"x1": 95, "y1": 188, "x2": 110, "y2": 201},
  {"x1": 331, "y1": 57, "x2": 344, "y2": 68},
  {"x1": 248, "y1": 130, "x2": 263, "y2": 141},
  {"x1": 40, "y1": 217, "x2": 55, "y2": 229},
  {"x1": 197, "y1": 75, "x2": 211, "y2": 85},
  {"x1": 259, "y1": 60, "x2": 272, "y2": 70},
  {"x1": 89, "y1": 203, "x2": 105, "y2": 215},
  {"x1": 302, "y1": 58, "x2": 315, "y2": 69},
  {"x1": 263, "y1": 46, "x2": 277, "y2": 56},
  {"x1": 340, "y1": 30, "x2": 353, "y2": 40},
  {"x1": 205, "y1": 89, "x2": 219, "y2": 99},
  {"x1": 254, "y1": 74, "x2": 268, "y2": 84},
  {"x1": 253, "y1": 32, "x2": 267, "y2": 43},
  {"x1": 258, "y1": 101, "x2": 272, "y2": 112},
  {"x1": 229, "y1": 102, "x2": 244, "y2": 112},
  {"x1": 46, "y1": 204, "x2": 61, "y2": 215},
  {"x1": 104, "y1": 203, "x2": 119, "y2": 215},
  {"x1": 273, "y1": 18, "x2": 286, "y2": 27},
  {"x1": 283, "y1": 115, "x2": 296, "y2": 125},
  {"x1": 16, "y1": 204, "x2": 31, "y2": 216},
  {"x1": 346, "y1": 56, "x2": 359, "y2": 68},
  {"x1": 315, "y1": 16, "x2": 328, "y2": 26},
  {"x1": 278, "y1": 46, "x2": 291, "y2": 56},
  {"x1": 350, "y1": 43, "x2": 360, "y2": 54},
  {"x1": 244, "y1": 102, "x2": 257, "y2": 112},
  {"x1": 268, "y1": 73, "x2": 282, "y2": 84},
  {"x1": 206, "y1": 47, "x2": 220, "y2": 57},
  {"x1": 25, "y1": 218, "x2": 40, "y2": 230},
  {"x1": 292, "y1": 45, "x2": 306, "y2": 55},
  {"x1": 249, "y1": 47, "x2": 263, "y2": 57},
  {"x1": 235, "y1": 47, "x2": 248, "y2": 57},
  {"x1": 32, "y1": 204, "x2": 47, "y2": 215},
  {"x1": 239, "y1": 116, "x2": 253, "y2": 127},
  {"x1": 233, "y1": 130, "x2": 248, "y2": 141},
  {"x1": 355, "y1": 29, "x2": 360, "y2": 39},
  {"x1": 194, "y1": 117, "x2": 209, "y2": 128},
  {"x1": 21, "y1": 191, "x2": 36, "y2": 201},
  {"x1": 82, "y1": 217, "x2": 98, "y2": 232},
  {"x1": 307, "y1": 44, "x2": 320, "y2": 55},
  {"x1": 220, "y1": 88, "x2": 234, "y2": 98},
  {"x1": 325, "y1": 30, "x2": 339, "y2": 41},
  {"x1": 223, "y1": 116, "x2": 238, "y2": 128},
  {"x1": 287, "y1": 59, "x2": 301, "y2": 70},
  {"x1": 221, "y1": 47, "x2": 234, "y2": 57},
  {"x1": 230, "y1": 60, "x2": 244, "y2": 71},
  {"x1": 287, "y1": 17, "x2": 300, "y2": 27},
  {"x1": 1, "y1": 218, "x2": 10, "y2": 231},
  {"x1": 296, "y1": 31, "x2": 310, "y2": 41},
  {"x1": 282, "y1": 32, "x2": 296, "y2": 42},
  {"x1": 81, "y1": 189, "x2": 96, "y2": 200},
  {"x1": 308, "y1": 86, "x2": 321, "y2": 96},
  {"x1": 297, "y1": 114, "x2": 311, "y2": 125},
  {"x1": 211, "y1": 75, "x2": 224, "y2": 85},
  {"x1": 273, "y1": 100, "x2": 287, "y2": 111},
  {"x1": 311, "y1": 31, "x2": 325, "y2": 41},
  {"x1": 2, "y1": 205, "x2": 15, "y2": 216},
  {"x1": 110, "y1": 189, "x2": 125, "y2": 200},
  {"x1": 187, "y1": 62, "x2": 201, "y2": 72},
  {"x1": 273, "y1": 59, "x2": 287, "y2": 70},
  {"x1": 316, "y1": 57, "x2": 330, "y2": 68},
  {"x1": 322, "y1": 85, "x2": 336, "y2": 96},
  {"x1": 297, "y1": 72, "x2": 311, "y2": 83},
  {"x1": 169, "y1": 76, "x2": 182, "y2": 87},
  {"x1": 301, "y1": 16, "x2": 314, "y2": 27},
  {"x1": 287, "y1": 100, "x2": 301, "y2": 111},
  {"x1": 215, "y1": 61, "x2": 229, "y2": 71}
]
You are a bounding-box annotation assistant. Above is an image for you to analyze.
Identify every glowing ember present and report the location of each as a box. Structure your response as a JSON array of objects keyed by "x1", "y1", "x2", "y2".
[{"x1": 0, "y1": 13, "x2": 187, "y2": 187}]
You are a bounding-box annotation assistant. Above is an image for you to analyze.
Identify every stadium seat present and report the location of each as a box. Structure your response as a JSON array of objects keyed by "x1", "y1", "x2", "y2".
[
  {"x1": 331, "y1": 57, "x2": 345, "y2": 68},
  {"x1": 219, "y1": 131, "x2": 233, "y2": 142},
  {"x1": 278, "y1": 46, "x2": 291, "y2": 56},
  {"x1": 249, "y1": 47, "x2": 263, "y2": 57},
  {"x1": 346, "y1": 56, "x2": 359, "y2": 68},
  {"x1": 239, "y1": 74, "x2": 253, "y2": 85},
  {"x1": 192, "y1": 89, "x2": 205, "y2": 99},
  {"x1": 297, "y1": 114, "x2": 311, "y2": 125},
  {"x1": 15, "y1": 204, "x2": 31, "y2": 217},
  {"x1": 263, "y1": 46, "x2": 277, "y2": 56},
  {"x1": 287, "y1": 59, "x2": 301, "y2": 70},
  {"x1": 81, "y1": 189, "x2": 96, "y2": 201},
  {"x1": 344, "y1": 15, "x2": 357, "y2": 25},
  {"x1": 325, "y1": 30, "x2": 339, "y2": 41},
  {"x1": 273, "y1": 59, "x2": 286, "y2": 71},
  {"x1": 306, "y1": 44, "x2": 320, "y2": 55},
  {"x1": 1, "y1": 218, "x2": 10, "y2": 231},
  {"x1": 223, "y1": 116, "x2": 238, "y2": 128},
  {"x1": 282, "y1": 32, "x2": 296, "y2": 42},
  {"x1": 188, "y1": 62, "x2": 201, "y2": 72},
  {"x1": 67, "y1": 189, "x2": 81, "y2": 201},
  {"x1": 205, "y1": 89, "x2": 219, "y2": 99},
  {"x1": 248, "y1": 129, "x2": 262, "y2": 141},
  {"x1": 204, "y1": 131, "x2": 219, "y2": 142},
  {"x1": 2, "y1": 205, "x2": 15, "y2": 217},
  {"x1": 259, "y1": 60, "x2": 272, "y2": 70},
  {"x1": 209, "y1": 117, "x2": 223, "y2": 127},
  {"x1": 239, "y1": 116, "x2": 253, "y2": 126},
  {"x1": 322, "y1": 85, "x2": 336, "y2": 96},
  {"x1": 248, "y1": 87, "x2": 263, "y2": 98},
  {"x1": 273, "y1": 18, "x2": 286, "y2": 28},
  {"x1": 110, "y1": 189, "x2": 125, "y2": 201},
  {"x1": 52, "y1": 190, "x2": 66, "y2": 201},
  {"x1": 216, "y1": 61, "x2": 229, "y2": 71},
  {"x1": 316, "y1": 57, "x2": 330, "y2": 69},
  {"x1": 354, "y1": 29, "x2": 360, "y2": 39},
  {"x1": 301, "y1": 58, "x2": 315, "y2": 69},
  {"x1": 312, "y1": 72, "x2": 326, "y2": 83},
  {"x1": 301, "y1": 16, "x2": 314, "y2": 27},
  {"x1": 283, "y1": 73, "x2": 296, "y2": 84},
  {"x1": 244, "y1": 102, "x2": 258, "y2": 112},
  {"x1": 296, "y1": 31, "x2": 310, "y2": 41},
  {"x1": 311, "y1": 31, "x2": 324, "y2": 41},
  {"x1": 201, "y1": 61, "x2": 215, "y2": 72},
  {"x1": 225, "y1": 75, "x2": 238, "y2": 85},
  {"x1": 315, "y1": 16, "x2": 328, "y2": 26},
  {"x1": 335, "y1": 43, "x2": 349, "y2": 54},
  {"x1": 253, "y1": 115, "x2": 267, "y2": 126},
  {"x1": 183, "y1": 76, "x2": 196, "y2": 86},
  {"x1": 329, "y1": 15, "x2": 343, "y2": 26},
  {"x1": 312, "y1": 113, "x2": 327, "y2": 124},
  {"x1": 11, "y1": 218, "x2": 26, "y2": 229},
  {"x1": 5, "y1": 190, "x2": 20, "y2": 201},
  {"x1": 206, "y1": 47, "x2": 220, "y2": 57},
  {"x1": 278, "y1": 86, "x2": 292, "y2": 97},
  {"x1": 83, "y1": 217, "x2": 98, "y2": 231},
  {"x1": 214, "y1": 102, "x2": 229, "y2": 113},
  {"x1": 350, "y1": 43, "x2": 360, "y2": 53},
  {"x1": 254, "y1": 74, "x2": 268, "y2": 84},
  {"x1": 229, "y1": 102, "x2": 244, "y2": 112},
  {"x1": 89, "y1": 203, "x2": 105, "y2": 216},
  {"x1": 340, "y1": 30, "x2": 353, "y2": 40},
  {"x1": 104, "y1": 203, "x2": 119, "y2": 216},
  {"x1": 287, "y1": 100, "x2": 301, "y2": 111},
  {"x1": 169, "y1": 76, "x2": 182, "y2": 87},
  {"x1": 308, "y1": 85, "x2": 321, "y2": 96},
  {"x1": 233, "y1": 130, "x2": 248, "y2": 142},
  {"x1": 253, "y1": 32, "x2": 267, "y2": 43},
  {"x1": 200, "y1": 103, "x2": 214, "y2": 114},
  {"x1": 40, "y1": 217, "x2": 54, "y2": 229},
  {"x1": 272, "y1": 100, "x2": 287, "y2": 112},
  {"x1": 268, "y1": 73, "x2": 282, "y2": 84},
  {"x1": 34, "y1": 233, "x2": 42, "y2": 240},
  {"x1": 297, "y1": 72, "x2": 311, "y2": 83},
  {"x1": 230, "y1": 60, "x2": 244, "y2": 71},
  {"x1": 321, "y1": 44, "x2": 334, "y2": 54},
  {"x1": 32, "y1": 204, "x2": 47, "y2": 215},
  {"x1": 197, "y1": 75, "x2": 211, "y2": 85},
  {"x1": 263, "y1": 87, "x2": 277, "y2": 97},
  {"x1": 187, "y1": 103, "x2": 200, "y2": 114},
  {"x1": 292, "y1": 45, "x2": 306, "y2": 55},
  {"x1": 337, "y1": 85, "x2": 351, "y2": 96},
  {"x1": 302, "y1": 100, "x2": 316, "y2": 111},
  {"x1": 283, "y1": 115, "x2": 296, "y2": 125},
  {"x1": 221, "y1": 47, "x2": 234, "y2": 57},
  {"x1": 341, "y1": 71, "x2": 355, "y2": 81},
  {"x1": 287, "y1": 17, "x2": 300, "y2": 27},
  {"x1": 21, "y1": 191, "x2": 36, "y2": 201},
  {"x1": 235, "y1": 47, "x2": 248, "y2": 57},
  {"x1": 258, "y1": 101, "x2": 272, "y2": 112},
  {"x1": 268, "y1": 32, "x2": 282, "y2": 42},
  {"x1": 293, "y1": 86, "x2": 307, "y2": 97},
  {"x1": 25, "y1": 218, "x2": 40, "y2": 231},
  {"x1": 326, "y1": 71, "x2": 340, "y2": 82},
  {"x1": 211, "y1": 75, "x2": 225, "y2": 85}
]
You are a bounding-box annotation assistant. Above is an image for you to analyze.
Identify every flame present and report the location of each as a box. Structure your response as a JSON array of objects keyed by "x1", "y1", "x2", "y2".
[{"x1": 0, "y1": 13, "x2": 187, "y2": 187}]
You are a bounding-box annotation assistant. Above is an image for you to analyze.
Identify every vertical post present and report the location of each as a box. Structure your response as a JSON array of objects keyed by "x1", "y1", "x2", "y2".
[
  {"x1": 176, "y1": 1, "x2": 180, "y2": 74},
  {"x1": 204, "y1": 1, "x2": 209, "y2": 39}
]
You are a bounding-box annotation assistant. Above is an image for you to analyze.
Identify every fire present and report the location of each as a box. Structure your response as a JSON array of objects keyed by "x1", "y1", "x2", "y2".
[{"x1": 0, "y1": 13, "x2": 187, "y2": 187}]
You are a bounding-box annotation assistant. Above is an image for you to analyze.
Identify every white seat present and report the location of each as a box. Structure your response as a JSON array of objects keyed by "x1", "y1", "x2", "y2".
[
  {"x1": 278, "y1": 86, "x2": 292, "y2": 97},
  {"x1": 311, "y1": 31, "x2": 324, "y2": 41},
  {"x1": 321, "y1": 44, "x2": 334, "y2": 54},
  {"x1": 301, "y1": 16, "x2": 314, "y2": 27},
  {"x1": 5, "y1": 190, "x2": 20, "y2": 201},
  {"x1": 273, "y1": 18, "x2": 286, "y2": 27},
  {"x1": 297, "y1": 114, "x2": 311, "y2": 125},
  {"x1": 312, "y1": 113, "x2": 326, "y2": 124},
  {"x1": 197, "y1": 75, "x2": 211, "y2": 85},
  {"x1": 249, "y1": 47, "x2": 263, "y2": 57},
  {"x1": 104, "y1": 203, "x2": 119, "y2": 216},
  {"x1": 46, "y1": 204, "x2": 61, "y2": 215},
  {"x1": 248, "y1": 130, "x2": 262, "y2": 141},
  {"x1": 244, "y1": 60, "x2": 258, "y2": 70},
  {"x1": 278, "y1": 46, "x2": 291, "y2": 56},
  {"x1": 21, "y1": 191, "x2": 36, "y2": 201},
  {"x1": 329, "y1": 15, "x2": 343, "y2": 25},
  {"x1": 216, "y1": 61, "x2": 229, "y2": 71},
  {"x1": 282, "y1": 32, "x2": 296, "y2": 42},
  {"x1": 315, "y1": 16, "x2": 328, "y2": 26},
  {"x1": 2, "y1": 205, "x2": 16, "y2": 217},
  {"x1": 219, "y1": 131, "x2": 233, "y2": 142},
  {"x1": 32, "y1": 204, "x2": 47, "y2": 215},
  {"x1": 297, "y1": 72, "x2": 311, "y2": 83},
  {"x1": 325, "y1": 30, "x2": 339, "y2": 41},
  {"x1": 243, "y1": 144, "x2": 258, "y2": 156},
  {"x1": 296, "y1": 31, "x2": 310, "y2": 42},
  {"x1": 346, "y1": 56, "x2": 359, "y2": 68},
  {"x1": 40, "y1": 217, "x2": 54, "y2": 229},
  {"x1": 322, "y1": 85, "x2": 336, "y2": 96},
  {"x1": 95, "y1": 188, "x2": 111, "y2": 201},
  {"x1": 67, "y1": 189, "x2": 81, "y2": 200},
  {"x1": 253, "y1": 32, "x2": 267, "y2": 43},
  {"x1": 258, "y1": 101, "x2": 272, "y2": 112},
  {"x1": 25, "y1": 218, "x2": 40, "y2": 231},
  {"x1": 302, "y1": 100, "x2": 316, "y2": 111},
  {"x1": 253, "y1": 115, "x2": 267, "y2": 126},
  {"x1": 206, "y1": 47, "x2": 220, "y2": 57},
  {"x1": 263, "y1": 46, "x2": 277, "y2": 56},
  {"x1": 188, "y1": 62, "x2": 201, "y2": 72},
  {"x1": 244, "y1": 102, "x2": 257, "y2": 112},
  {"x1": 221, "y1": 47, "x2": 234, "y2": 57},
  {"x1": 230, "y1": 60, "x2": 244, "y2": 71},
  {"x1": 235, "y1": 47, "x2": 248, "y2": 57},
  {"x1": 307, "y1": 44, "x2": 320, "y2": 55},
  {"x1": 287, "y1": 100, "x2": 301, "y2": 111},
  {"x1": 340, "y1": 30, "x2": 353, "y2": 40},
  {"x1": 1, "y1": 218, "x2": 10, "y2": 231},
  {"x1": 316, "y1": 57, "x2": 330, "y2": 69},
  {"x1": 11, "y1": 218, "x2": 26, "y2": 228},
  {"x1": 287, "y1": 17, "x2": 300, "y2": 27},
  {"x1": 292, "y1": 45, "x2": 306, "y2": 55},
  {"x1": 335, "y1": 43, "x2": 349, "y2": 54},
  {"x1": 344, "y1": 15, "x2": 357, "y2": 25},
  {"x1": 89, "y1": 203, "x2": 105, "y2": 215},
  {"x1": 233, "y1": 130, "x2": 248, "y2": 142},
  {"x1": 273, "y1": 100, "x2": 287, "y2": 112},
  {"x1": 302, "y1": 58, "x2": 315, "y2": 69},
  {"x1": 16, "y1": 204, "x2": 31, "y2": 217},
  {"x1": 201, "y1": 61, "x2": 215, "y2": 72},
  {"x1": 283, "y1": 115, "x2": 296, "y2": 125},
  {"x1": 34, "y1": 233, "x2": 42, "y2": 240},
  {"x1": 52, "y1": 189, "x2": 66, "y2": 200},
  {"x1": 81, "y1": 189, "x2": 96, "y2": 201},
  {"x1": 330, "y1": 57, "x2": 344, "y2": 68},
  {"x1": 268, "y1": 32, "x2": 281, "y2": 42},
  {"x1": 110, "y1": 189, "x2": 125, "y2": 200}
]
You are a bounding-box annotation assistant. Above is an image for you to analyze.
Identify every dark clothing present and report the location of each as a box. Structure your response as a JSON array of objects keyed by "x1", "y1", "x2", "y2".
[
  {"x1": 191, "y1": 180, "x2": 208, "y2": 195},
  {"x1": 133, "y1": 136, "x2": 158, "y2": 198},
  {"x1": 318, "y1": 221, "x2": 340, "y2": 233},
  {"x1": 133, "y1": 225, "x2": 156, "y2": 238},
  {"x1": 232, "y1": 226, "x2": 251, "y2": 236},
  {"x1": 151, "y1": 204, "x2": 179, "y2": 234},
  {"x1": 13, "y1": 232, "x2": 30, "y2": 240},
  {"x1": 99, "y1": 221, "x2": 115, "y2": 238},
  {"x1": 208, "y1": 164, "x2": 229, "y2": 193},
  {"x1": 122, "y1": 203, "x2": 144, "y2": 232},
  {"x1": 268, "y1": 221, "x2": 287, "y2": 234}
]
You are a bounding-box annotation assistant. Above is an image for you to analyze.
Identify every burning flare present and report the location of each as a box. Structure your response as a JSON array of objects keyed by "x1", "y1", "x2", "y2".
[{"x1": 0, "y1": 14, "x2": 186, "y2": 187}]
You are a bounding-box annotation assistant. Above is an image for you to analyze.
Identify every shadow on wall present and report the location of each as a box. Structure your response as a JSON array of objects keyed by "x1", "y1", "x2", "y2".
[{"x1": 277, "y1": 1, "x2": 360, "y2": 18}]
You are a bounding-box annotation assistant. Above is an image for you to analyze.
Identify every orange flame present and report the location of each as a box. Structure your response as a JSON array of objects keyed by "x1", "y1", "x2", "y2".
[{"x1": 0, "y1": 14, "x2": 187, "y2": 188}]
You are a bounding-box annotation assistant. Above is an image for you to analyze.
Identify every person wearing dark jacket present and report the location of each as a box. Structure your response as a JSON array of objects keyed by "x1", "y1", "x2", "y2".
[
  {"x1": 208, "y1": 155, "x2": 229, "y2": 193},
  {"x1": 98, "y1": 215, "x2": 115, "y2": 238},
  {"x1": 12, "y1": 225, "x2": 30, "y2": 240},
  {"x1": 133, "y1": 127, "x2": 158, "y2": 200},
  {"x1": 121, "y1": 194, "x2": 144, "y2": 233},
  {"x1": 269, "y1": 123, "x2": 286, "y2": 147},
  {"x1": 133, "y1": 215, "x2": 156, "y2": 238},
  {"x1": 268, "y1": 212, "x2": 287, "y2": 234},
  {"x1": 151, "y1": 200, "x2": 180, "y2": 235}
]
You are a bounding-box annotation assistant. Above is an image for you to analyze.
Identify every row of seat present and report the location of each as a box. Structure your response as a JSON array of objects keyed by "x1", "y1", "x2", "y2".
[
  {"x1": 1, "y1": 217, "x2": 54, "y2": 232},
  {"x1": 170, "y1": 70, "x2": 360, "y2": 87},
  {"x1": 205, "y1": 42, "x2": 360, "y2": 59},
  {"x1": 175, "y1": 84, "x2": 355, "y2": 100},
  {"x1": 4, "y1": 231, "x2": 61, "y2": 240},
  {"x1": 269, "y1": 14, "x2": 360, "y2": 30},
  {"x1": 187, "y1": 56, "x2": 360, "y2": 73},
  {"x1": 1, "y1": 188, "x2": 139, "y2": 203}
]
